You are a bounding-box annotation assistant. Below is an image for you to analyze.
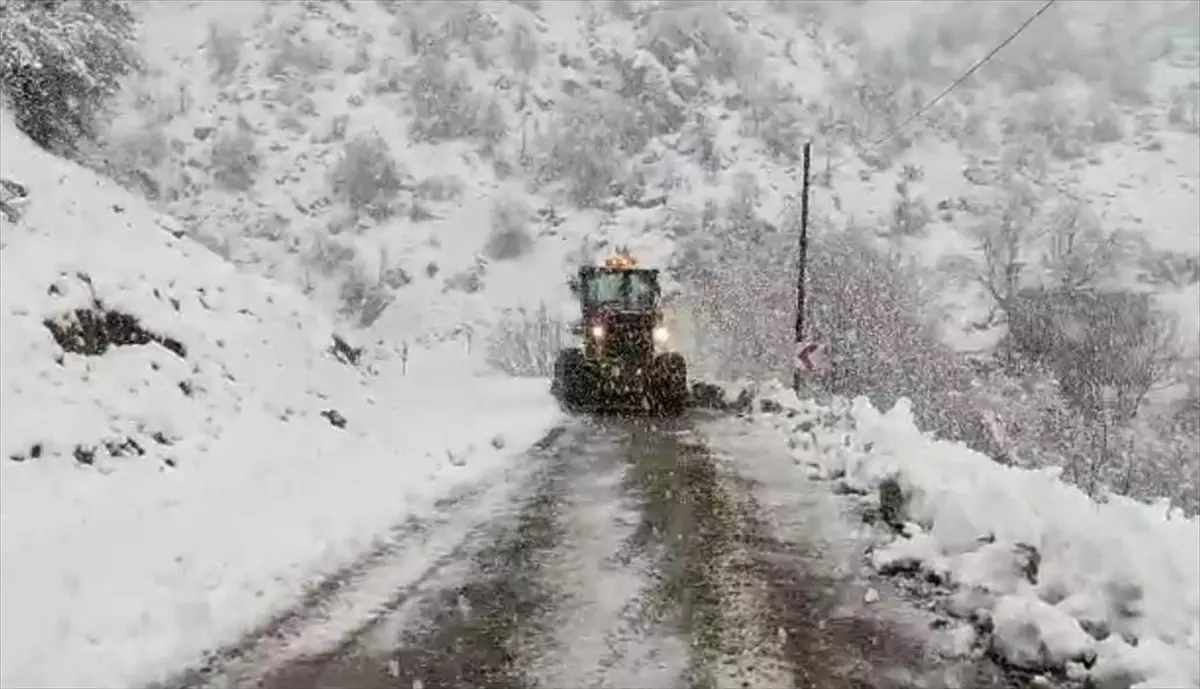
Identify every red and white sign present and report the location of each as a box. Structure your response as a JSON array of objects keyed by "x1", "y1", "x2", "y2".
[{"x1": 794, "y1": 341, "x2": 824, "y2": 373}]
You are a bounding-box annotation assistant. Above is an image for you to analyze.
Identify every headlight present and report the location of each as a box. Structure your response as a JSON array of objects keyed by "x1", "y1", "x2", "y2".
[
  {"x1": 652, "y1": 325, "x2": 670, "y2": 344},
  {"x1": 591, "y1": 324, "x2": 605, "y2": 339}
]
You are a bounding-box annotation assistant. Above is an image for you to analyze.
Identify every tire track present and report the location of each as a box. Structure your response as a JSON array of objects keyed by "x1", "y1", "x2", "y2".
[
  {"x1": 699, "y1": 417, "x2": 941, "y2": 689},
  {"x1": 525, "y1": 419, "x2": 689, "y2": 689},
  {"x1": 252, "y1": 425, "x2": 578, "y2": 689},
  {"x1": 699, "y1": 415, "x2": 1029, "y2": 689},
  {"x1": 162, "y1": 426, "x2": 567, "y2": 689},
  {"x1": 620, "y1": 421, "x2": 794, "y2": 689}
]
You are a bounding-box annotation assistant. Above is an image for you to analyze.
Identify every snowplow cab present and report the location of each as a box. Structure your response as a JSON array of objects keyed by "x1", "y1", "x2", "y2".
[{"x1": 552, "y1": 253, "x2": 688, "y2": 414}]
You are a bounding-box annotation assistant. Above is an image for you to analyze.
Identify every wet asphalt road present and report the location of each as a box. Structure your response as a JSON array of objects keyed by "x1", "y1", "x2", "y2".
[{"x1": 174, "y1": 412, "x2": 1016, "y2": 689}]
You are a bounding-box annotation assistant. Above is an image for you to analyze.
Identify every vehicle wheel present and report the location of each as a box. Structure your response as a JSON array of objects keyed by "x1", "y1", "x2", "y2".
[
  {"x1": 651, "y1": 352, "x2": 688, "y2": 415},
  {"x1": 552, "y1": 348, "x2": 588, "y2": 411}
]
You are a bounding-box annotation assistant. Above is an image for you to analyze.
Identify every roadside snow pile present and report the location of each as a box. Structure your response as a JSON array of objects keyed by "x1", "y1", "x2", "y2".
[
  {"x1": 757, "y1": 386, "x2": 1200, "y2": 689},
  {"x1": 0, "y1": 109, "x2": 559, "y2": 689}
]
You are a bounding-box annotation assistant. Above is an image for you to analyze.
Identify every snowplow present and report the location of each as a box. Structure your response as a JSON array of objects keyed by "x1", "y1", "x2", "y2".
[{"x1": 551, "y1": 253, "x2": 688, "y2": 415}]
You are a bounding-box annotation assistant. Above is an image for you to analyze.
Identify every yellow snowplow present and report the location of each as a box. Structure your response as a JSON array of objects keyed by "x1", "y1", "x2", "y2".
[{"x1": 551, "y1": 254, "x2": 688, "y2": 415}]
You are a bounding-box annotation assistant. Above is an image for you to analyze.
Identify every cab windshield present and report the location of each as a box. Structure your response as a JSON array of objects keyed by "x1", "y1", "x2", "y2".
[{"x1": 587, "y1": 270, "x2": 658, "y2": 311}]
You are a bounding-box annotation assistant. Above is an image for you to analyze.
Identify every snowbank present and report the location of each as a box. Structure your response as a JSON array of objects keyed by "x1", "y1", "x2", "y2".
[
  {"x1": 0, "y1": 109, "x2": 560, "y2": 689},
  {"x1": 758, "y1": 385, "x2": 1200, "y2": 689}
]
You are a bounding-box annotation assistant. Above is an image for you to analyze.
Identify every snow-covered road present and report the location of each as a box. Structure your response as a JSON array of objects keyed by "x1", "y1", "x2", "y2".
[{"x1": 171, "y1": 412, "x2": 1021, "y2": 689}]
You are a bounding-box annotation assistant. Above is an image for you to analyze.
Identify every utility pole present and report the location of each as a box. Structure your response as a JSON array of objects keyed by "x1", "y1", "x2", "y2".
[{"x1": 793, "y1": 141, "x2": 813, "y2": 394}]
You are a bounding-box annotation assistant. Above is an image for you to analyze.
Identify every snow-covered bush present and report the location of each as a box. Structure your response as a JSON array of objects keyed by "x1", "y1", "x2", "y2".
[
  {"x1": 0, "y1": 0, "x2": 141, "y2": 155},
  {"x1": 614, "y1": 50, "x2": 687, "y2": 139},
  {"x1": 415, "y1": 174, "x2": 464, "y2": 203},
  {"x1": 486, "y1": 303, "x2": 568, "y2": 377},
  {"x1": 263, "y1": 28, "x2": 329, "y2": 80},
  {"x1": 329, "y1": 131, "x2": 404, "y2": 219},
  {"x1": 951, "y1": 186, "x2": 1171, "y2": 421},
  {"x1": 84, "y1": 117, "x2": 175, "y2": 201},
  {"x1": 639, "y1": 4, "x2": 752, "y2": 85},
  {"x1": 205, "y1": 20, "x2": 243, "y2": 82},
  {"x1": 507, "y1": 20, "x2": 539, "y2": 75},
  {"x1": 1167, "y1": 83, "x2": 1200, "y2": 133},
  {"x1": 484, "y1": 195, "x2": 534, "y2": 262},
  {"x1": 442, "y1": 256, "x2": 486, "y2": 295},
  {"x1": 338, "y1": 270, "x2": 394, "y2": 328},
  {"x1": 833, "y1": 46, "x2": 921, "y2": 156},
  {"x1": 969, "y1": 361, "x2": 1199, "y2": 514},
  {"x1": 890, "y1": 179, "x2": 932, "y2": 237},
  {"x1": 742, "y1": 80, "x2": 806, "y2": 164},
  {"x1": 1085, "y1": 95, "x2": 1124, "y2": 144},
  {"x1": 538, "y1": 91, "x2": 641, "y2": 208},
  {"x1": 407, "y1": 55, "x2": 504, "y2": 145},
  {"x1": 210, "y1": 125, "x2": 260, "y2": 192},
  {"x1": 1003, "y1": 287, "x2": 1178, "y2": 421}
]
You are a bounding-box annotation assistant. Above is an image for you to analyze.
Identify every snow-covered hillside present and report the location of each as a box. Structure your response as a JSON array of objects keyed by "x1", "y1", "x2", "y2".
[
  {"x1": 94, "y1": 0, "x2": 688, "y2": 347},
  {"x1": 0, "y1": 108, "x2": 559, "y2": 688},
  {"x1": 745, "y1": 383, "x2": 1200, "y2": 689},
  {"x1": 93, "y1": 0, "x2": 1198, "y2": 367}
]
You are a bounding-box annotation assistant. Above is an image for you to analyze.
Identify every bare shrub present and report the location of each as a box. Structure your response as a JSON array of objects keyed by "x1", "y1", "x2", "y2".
[
  {"x1": 508, "y1": 21, "x2": 539, "y2": 74},
  {"x1": 891, "y1": 179, "x2": 932, "y2": 237},
  {"x1": 1105, "y1": 54, "x2": 1152, "y2": 106},
  {"x1": 415, "y1": 174, "x2": 464, "y2": 202},
  {"x1": 1086, "y1": 95, "x2": 1124, "y2": 143},
  {"x1": 1138, "y1": 248, "x2": 1200, "y2": 288},
  {"x1": 330, "y1": 131, "x2": 405, "y2": 219},
  {"x1": 338, "y1": 270, "x2": 393, "y2": 327},
  {"x1": 1015, "y1": 91, "x2": 1085, "y2": 161},
  {"x1": 84, "y1": 115, "x2": 176, "y2": 200},
  {"x1": 443, "y1": 257, "x2": 487, "y2": 294},
  {"x1": 484, "y1": 195, "x2": 534, "y2": 261},
  {"x1": 265, "y1": 32, "x2": 330, "y2": 79},
  {"x1": 1003, "y1": 288, "x2": 1178, "y2": 421},
  {"x1": 834, "y1": 47, "x2": 918, "y2": 153},
  {"x1": 972, "y1": 363, "x2": 1199, "y2": 513},
  {"x1": 1166, "y1": 83, "x2": 1200, "y2": 133},
  {"x1": 949, "y1": 187, "x2": 1175, "y2": 420},
  {"x1": 676, "y1": 215, "x2": 970, "y2": 435},
  {"x1": 408, "y1": 55, "x2": 488, "y2": 142},
  {"x1": 211, "y1": 126, "x2": 260, "y2": 192},
  {"x1": 752, "y1": 93, "x2": 805, "y2": 164},
  {"x1": 347, "y1": 34, "x2": 372, "y2": 75},
  {"x1": 486, "y1": 303, "x2": 568, "y2": 377},
  {"x1": 307, "y1": 236, "x2": 357, "y2": 275},
  {"x1": 539, "y1": 92, "x2": 645, "y2": 207},
  {"x1": 640, "y1": 4, "x2": 753, "y2": 84},
  {"x1": 205, "y1": 20, "x2": 243, "y2": 81},
  {"x1": 408, "y1": 199, "x2": 436, "y2": 223}
]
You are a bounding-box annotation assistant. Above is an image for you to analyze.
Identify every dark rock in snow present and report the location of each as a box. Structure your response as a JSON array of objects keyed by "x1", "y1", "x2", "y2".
[
  {"x1": 321, "y1": 409, "x2": 347, "y2": 429},
  {"x1": 1014, "y1": 542, "x2": 1041, "y2": 585},
  {"x1": 833, "y1": 480, "x2": 868, "y2": 496},
  {"x1": 878, "y1": 477, "x2": 906, "y2": 531},
  {"x1": 44, "y1": 302, "x2": 187, "y2": 359},
  {"x1": 760, "y1": 398, "x2": 783, "y2": 413},
  {"x1": 329, "y1": 334, "x2": 362, "y2": 366}
]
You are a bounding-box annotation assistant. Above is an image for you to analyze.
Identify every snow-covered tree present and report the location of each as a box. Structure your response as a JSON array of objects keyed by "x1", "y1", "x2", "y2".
[{"x1": 0, "y1": 0, "x2": 141, "y2": 154}]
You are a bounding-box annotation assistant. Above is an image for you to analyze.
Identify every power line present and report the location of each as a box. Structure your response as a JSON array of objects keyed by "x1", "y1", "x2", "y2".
[{"x1": 831, "y1": 0, "x2": 1060, "y2": 174}]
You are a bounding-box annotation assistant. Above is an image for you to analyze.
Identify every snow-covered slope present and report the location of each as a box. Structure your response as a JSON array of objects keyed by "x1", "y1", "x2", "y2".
[
  {"x1": 96, "y1": 0, "x2": 682, "y2": 347},
  {"x1": 96, "y1": 0, "x2": 1198, "y2": 362},
  {"x1": 0, "y1": 108, "x2": 559, "y2": 688},
  {"x1": 749, "y1": 384, "x2": 1200, "y2": 689}
]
